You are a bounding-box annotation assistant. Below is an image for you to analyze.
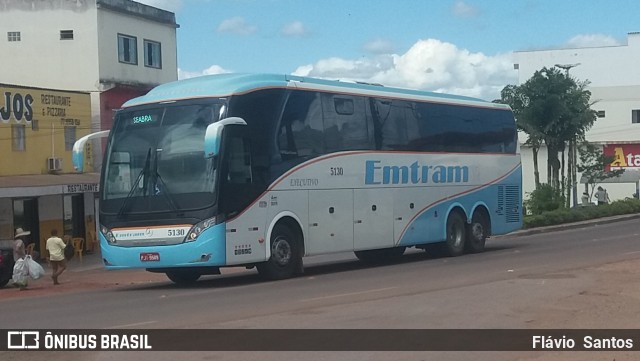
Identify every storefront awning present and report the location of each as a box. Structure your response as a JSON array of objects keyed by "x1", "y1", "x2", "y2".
[
  {"x1": 0, "y1": 173, "x2": 100, "y2": 198},
  {"x1": 579, "y1": 169, "x2": 640, "y2": 184}
]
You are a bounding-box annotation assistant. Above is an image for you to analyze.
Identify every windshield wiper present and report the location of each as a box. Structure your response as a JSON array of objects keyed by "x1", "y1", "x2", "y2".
[
  {"x1": 117, "y1": 148, "x2": 151, "y2": 218},
  {"x1": 151, "y1": 150, "x2": 179, "y2": 213}
]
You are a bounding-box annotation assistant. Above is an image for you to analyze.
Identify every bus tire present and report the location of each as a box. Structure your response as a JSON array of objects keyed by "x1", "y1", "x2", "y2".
[
  {"x1": 166, "y1": 269, "x2": 201, "y2": 285},
  {"x1": 354, "y1": 246, "x2": 406, "y2": 264},
  {"x1": 442, "y1": 211, "x2": 466, "y2": 257},
  {"x1": 257, "y1": 223, "x2": 301, "y2": 280},
  {"x1": 465, "y1": 210, "x2": 488, "y2": 253}
]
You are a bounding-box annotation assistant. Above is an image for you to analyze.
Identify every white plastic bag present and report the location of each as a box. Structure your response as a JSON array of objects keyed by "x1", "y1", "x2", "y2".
[
  {"x1": 12, "y1": 258, "x2": 29, "y2": 287},
  {"x1": 25, "y1": 255, "x2": 45, "y2": 280}
]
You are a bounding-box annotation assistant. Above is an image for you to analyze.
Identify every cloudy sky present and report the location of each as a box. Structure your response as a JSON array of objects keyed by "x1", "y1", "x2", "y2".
[{"x1": 137, "y1": 0, "x2": 638, "y2": 101}]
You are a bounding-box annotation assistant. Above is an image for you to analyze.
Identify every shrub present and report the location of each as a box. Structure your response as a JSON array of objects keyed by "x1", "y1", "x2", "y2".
[
  {"x1": 523, "y1": 198, "x2": 640, "y2": 228},
  {"x1": 524, "y1": 184, "x2": 565, "y2": 215}
]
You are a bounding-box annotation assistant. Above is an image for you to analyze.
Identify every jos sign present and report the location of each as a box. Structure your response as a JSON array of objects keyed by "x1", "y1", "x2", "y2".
[{"x1": 604, "y1": 144, "x2": 640, "y2": 170}]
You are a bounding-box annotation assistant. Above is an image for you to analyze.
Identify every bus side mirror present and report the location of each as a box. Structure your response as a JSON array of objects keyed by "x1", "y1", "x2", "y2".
[
  {"x1": 204, "y1": 117, "x2": 247, "y2": 158},
  {"x1": 72, "y1": 130, "x2": 110, "y2": 173}
]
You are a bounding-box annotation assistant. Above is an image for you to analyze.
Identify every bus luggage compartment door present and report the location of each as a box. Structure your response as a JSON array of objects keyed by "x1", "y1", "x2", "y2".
[
  {"x1": 307, "y1": 190, "x2": 354, "y2": 254},
  {"x1": 353, "y1": 189, "x2": 394, "y2": 250}
]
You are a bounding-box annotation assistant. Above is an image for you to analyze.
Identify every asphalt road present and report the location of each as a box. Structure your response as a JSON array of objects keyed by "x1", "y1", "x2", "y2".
[{"x1": 2, "y1": 219, "x2": 640, "y2": 361}]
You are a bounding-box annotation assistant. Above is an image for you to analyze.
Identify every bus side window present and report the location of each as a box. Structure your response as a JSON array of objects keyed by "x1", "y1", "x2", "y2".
[
  {"x1": 220, "y1": 134, "x2": 259, "y2": 217},
  {"x1": 278, "y1": 91, "x2": 324, "y2": 159},
  {"x1": 370, "y1": 98, "x2": 414, "y2": 151},
  {"x1": 226, "y1": 136, "x2": 252, "y2": 184},
  {"x1": 323, "y1": 94, "x2": 370, "y2": 152}
]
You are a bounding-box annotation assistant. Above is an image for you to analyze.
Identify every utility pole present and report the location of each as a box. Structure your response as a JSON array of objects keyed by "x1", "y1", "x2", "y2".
[{"x1": 555, "y1": 63, "x2": 581, "y2": 208}]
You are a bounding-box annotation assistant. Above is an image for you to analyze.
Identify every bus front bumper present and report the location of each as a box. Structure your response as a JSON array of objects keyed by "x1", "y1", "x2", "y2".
[{"x1": 99, "y1": 223, "x2": 227, "y2": 270}]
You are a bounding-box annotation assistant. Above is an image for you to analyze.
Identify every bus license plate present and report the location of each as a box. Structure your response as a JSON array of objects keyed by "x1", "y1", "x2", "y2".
[{"x1": 140, "y1": 252, "x2": 160, "y2": 262}]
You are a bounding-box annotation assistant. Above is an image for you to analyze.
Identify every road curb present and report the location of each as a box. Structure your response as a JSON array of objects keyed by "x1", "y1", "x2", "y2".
[{"x1": 495, "y1": 213, "x2": 640, "y2": 239}]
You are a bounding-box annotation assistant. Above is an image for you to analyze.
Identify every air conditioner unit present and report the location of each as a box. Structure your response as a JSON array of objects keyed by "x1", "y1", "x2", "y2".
[{"x1": 47, "y1": 157, "x2": 62, "y2": 172}]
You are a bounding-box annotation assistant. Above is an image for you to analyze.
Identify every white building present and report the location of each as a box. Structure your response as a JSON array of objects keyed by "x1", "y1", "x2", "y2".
[
  {"x1": 0, "y1": 0, "x2": 178, "y2": 256},
  {"x1": 513, "y1": 32, "x2": 640, "y2": 204}
]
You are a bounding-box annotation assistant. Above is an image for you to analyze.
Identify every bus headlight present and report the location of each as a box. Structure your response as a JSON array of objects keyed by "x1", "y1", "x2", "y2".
[
  {"x1": 185, "y1": 216, "x2": 218, "y2": 243},
  {"x1": 100, "y1": 224, "x2": 117, "y2": 244}
]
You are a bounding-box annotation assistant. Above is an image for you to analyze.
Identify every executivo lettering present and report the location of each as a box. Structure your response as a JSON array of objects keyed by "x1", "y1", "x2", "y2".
[{"x1": 365, "y1": 160, "x2": 469, "y2": 185}]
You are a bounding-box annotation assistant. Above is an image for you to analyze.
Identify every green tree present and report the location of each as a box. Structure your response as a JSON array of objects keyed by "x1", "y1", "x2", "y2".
[
  {"x1": 498, "y1": 68, "x2": 597, "y2": 201},
  {"x1": 577, "y1": 142, "x2": 625, "y2": 201},
  {"x1": 555, "y1": 79, "x2": 597, "y2": 207},
  {"x1": 497, "y1": 85, "x2": 543, "y2": 188}
]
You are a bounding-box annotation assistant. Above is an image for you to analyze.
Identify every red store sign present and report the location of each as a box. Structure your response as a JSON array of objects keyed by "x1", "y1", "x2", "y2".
[{"x1": 603, "y1": 144, "x2": 640, "y2": 170}]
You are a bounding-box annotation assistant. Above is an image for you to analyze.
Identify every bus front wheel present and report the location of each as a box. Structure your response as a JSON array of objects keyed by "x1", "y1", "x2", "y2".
[
  {"x1": 166, "y1": 269, "x2": 201, "y2": 285},
  {"x1": 257, "y1": 224, "x2": 301, "y2": 280}
]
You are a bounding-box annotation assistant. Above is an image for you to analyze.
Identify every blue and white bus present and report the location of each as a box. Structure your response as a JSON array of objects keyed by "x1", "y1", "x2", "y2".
[{"x1": 73, "y1": 73, "x2": 522, "y2": 284}]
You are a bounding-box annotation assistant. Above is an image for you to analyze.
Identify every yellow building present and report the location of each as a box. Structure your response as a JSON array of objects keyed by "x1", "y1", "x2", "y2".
[{"x1": 0, "y1": 84, "x2": 98, "y2": 258}]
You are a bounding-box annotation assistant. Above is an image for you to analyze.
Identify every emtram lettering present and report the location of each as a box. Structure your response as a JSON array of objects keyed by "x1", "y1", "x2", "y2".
[{"x1": 365, "y1": 160, "x2": 469, "y2": 185}]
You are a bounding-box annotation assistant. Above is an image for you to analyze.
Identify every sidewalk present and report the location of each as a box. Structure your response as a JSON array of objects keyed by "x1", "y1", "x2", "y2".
[
  {"x1": 0, "y1": 252, "x2": 168, "y2": 300},
  {"x1": 2, "y1": 213, "x2": 640, "y2": 300},
  {"x1": 0, "y1": 249, "x2": 251, "y2": 300}
]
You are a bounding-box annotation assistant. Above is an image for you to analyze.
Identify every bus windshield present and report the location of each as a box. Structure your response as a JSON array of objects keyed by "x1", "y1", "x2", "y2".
[{"x1": 102, "y1": 101, "x2": 225, "y2": 214}]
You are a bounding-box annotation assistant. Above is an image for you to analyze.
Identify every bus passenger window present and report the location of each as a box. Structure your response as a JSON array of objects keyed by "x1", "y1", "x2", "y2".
[
  {"x1": 278, "y1": 91, "x2": 324, "y2": 159},
  {"x1": 226, "y1": 137, "x2": 252, "y2": 184},
  {"x1": 323, "y1": 94, "x2": 370, "y2": 152},
  {"x1": 334, "y1": 98, "x2": 354, "y2": 115}
]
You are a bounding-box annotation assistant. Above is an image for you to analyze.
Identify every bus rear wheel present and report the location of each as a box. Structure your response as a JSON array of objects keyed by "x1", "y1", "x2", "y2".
[
  {"x1": 444, "y1": 211, "x2": 466, "y2": 256},
  {"x1": 166, "y1": 269, "x2": 201, "y2": 285},
  {"x1": 465, "y1": 211, "x2": 488, "y2": 253},
  {"x1": 426, "y1": 211, "x2": 466, "y2": 257},
  {"x1": 257, "y1": 224, "x2": 301, "y2": 280}
]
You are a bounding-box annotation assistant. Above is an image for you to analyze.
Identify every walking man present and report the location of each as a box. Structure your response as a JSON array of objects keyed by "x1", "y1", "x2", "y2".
[
  {"x1": 595, "y1": 186, "x2": 611, "y2": 205},
  {"x1": 46, "y1": 229, "x2": 67, "y2": 285}
]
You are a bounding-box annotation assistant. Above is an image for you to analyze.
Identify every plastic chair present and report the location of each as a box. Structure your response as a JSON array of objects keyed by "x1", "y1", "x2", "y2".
[{"x1": 72, "y1": 238, "x2": 84, "y2": 262}]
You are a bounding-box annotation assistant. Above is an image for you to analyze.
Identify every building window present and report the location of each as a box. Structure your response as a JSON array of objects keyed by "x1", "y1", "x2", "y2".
[
  {"x1": 60, "y1": 30, "x2": 74, "y2": 40},
  {"x1": 12, "y1": 124, "x2": 26, "y2": 151},
  {"x1": 596, "y1": 110, "x2": 606, "y2": 118},
  {"x1": 118, "y1": 34, "x2": 137, "y2": 65},
  {"x1": 7, "y1": 31, "x2": 21, "y2": 42},
  {"x1": 633, "y1": 110, "x2": 640, "y2": 124},
  {"x1": 144, "y1": 39, "x2": 162, "y2": 68},
  {"x1": 64, "y1": 126, "x2": 76, "y2": 151}
]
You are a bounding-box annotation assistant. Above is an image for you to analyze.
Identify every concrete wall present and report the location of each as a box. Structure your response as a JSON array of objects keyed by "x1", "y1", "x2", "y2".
[
  {"x1": 0, "y1": 0, "x2": 100, "y2": 91},
  {"x1": 97, "y1": 7, "x2": 178, "y2": 87},
  {"x1": 0, "y1": 85, "x2": 92, "y2": 176},
  {"x1": 514, "y1": 32, "x2": 640, "y2": 144}
]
